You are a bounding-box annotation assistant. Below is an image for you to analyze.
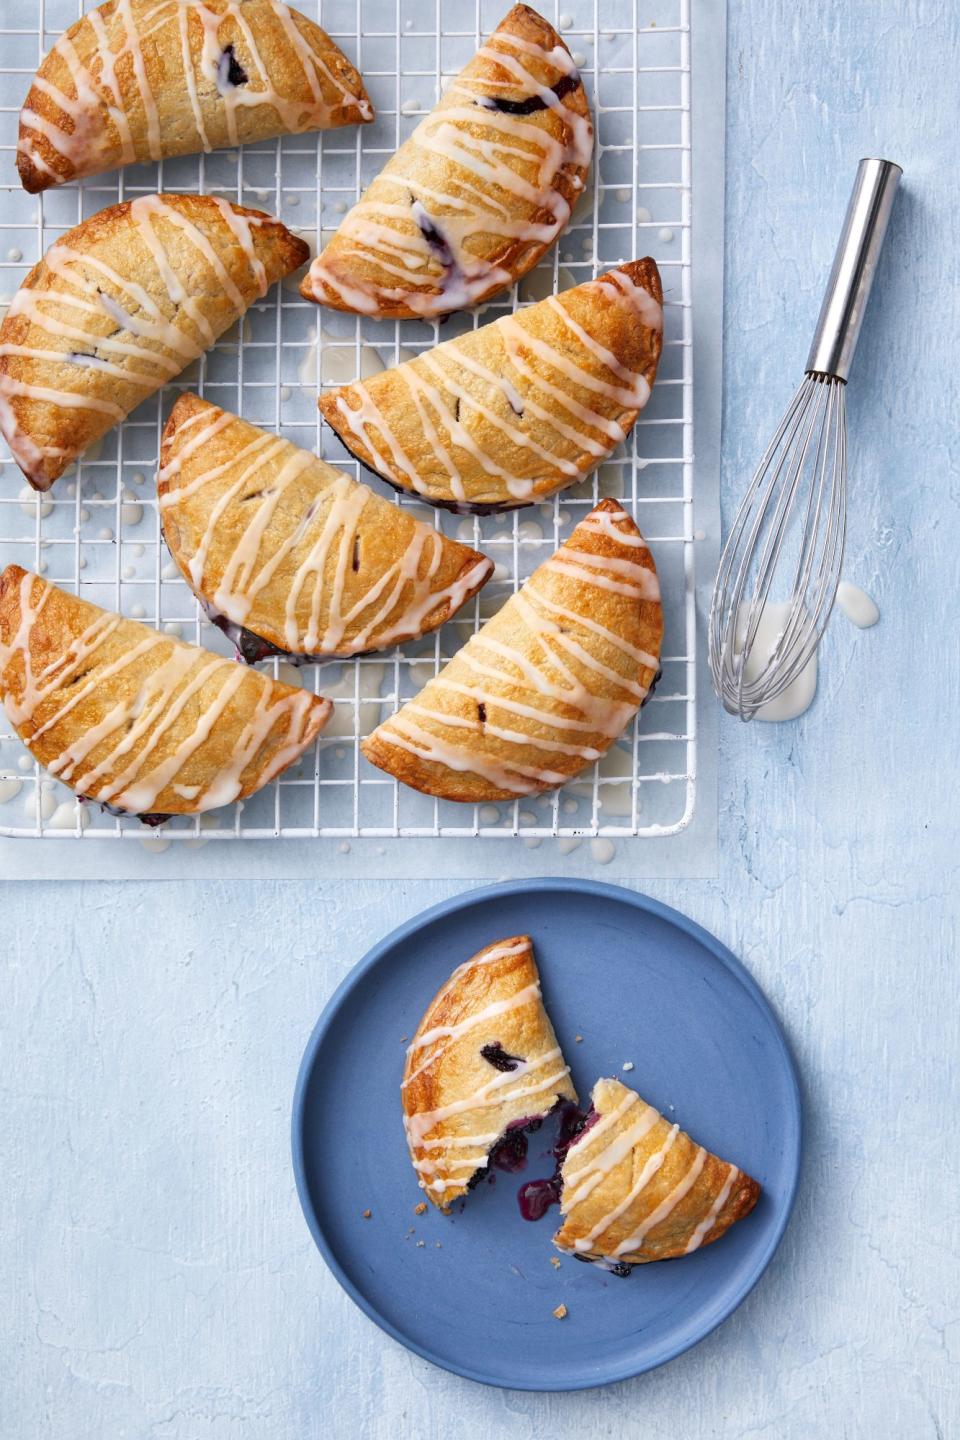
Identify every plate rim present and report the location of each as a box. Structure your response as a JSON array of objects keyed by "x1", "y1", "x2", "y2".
[{"x1": 291, "y1": 878, "x2": 803, "y2": 1392}]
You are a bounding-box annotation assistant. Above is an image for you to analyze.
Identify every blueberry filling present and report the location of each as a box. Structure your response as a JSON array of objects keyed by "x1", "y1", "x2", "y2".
[
  {"x1": 217, "y1": 44, "x2": 248, "y2": 91},
  {"x1": 640, "y1": 665, "x2": 663, "y2": 708},
  {"x1": 66, "y1": 351, "x2": 111, "y2": 371},
  {"x1": 516, "y1": 1102, "x2": 600, "y2": 1222},
  {"x1": 466, "y1": 1114, "x2": 544, "y2": 1189},
  {"x1": 476, "y1": 72, "x2": 580, "y2": 117},
  {"x1": 410, "y1": 201, "x2": 456, "y2": 268},
  {"x1": 197, "y1": 597, "x2": 358, "y2": 667},
  {"x1": 480, "y1": 1040, "x2": 521, "y2": 1071},
  {"x1": 86, "y1": 797, "x2": 172, "y2": 827},
  {"x1": 573, "y1": 1253, "x2": 633, "y2": 1277}
]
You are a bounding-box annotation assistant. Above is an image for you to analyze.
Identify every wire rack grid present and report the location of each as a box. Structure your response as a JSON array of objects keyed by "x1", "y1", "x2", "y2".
[{"x1": 0, "y1": 0, "x2": 697, "y2": 842}]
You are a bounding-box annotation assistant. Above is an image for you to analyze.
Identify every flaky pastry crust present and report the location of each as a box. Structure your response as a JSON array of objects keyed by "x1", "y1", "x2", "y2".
[
  {"x1": 301, "y1": 4, "x2": 592, "y2": 318},
  {"x1": 362, "y1": 499, "x2": 663, "y2": 801},
  {"x1": 553, "y1": 1077, "x2": 761, "y2": 1265},
  {"x1": 0, "y1": 193, "x2": 308, "y2": 491},
  {"x1": 0, "y1": 565, "x2": 330, "y2": 818},
  {"x1": 403, "y1": 935, "x2": 577, "y2": 1212},
  {"x1": 18, "y1": 0, "x2": 372, "y2": 194},
  {"x1": 158, "y1": 394, "x2": 493, "y2": 659}
]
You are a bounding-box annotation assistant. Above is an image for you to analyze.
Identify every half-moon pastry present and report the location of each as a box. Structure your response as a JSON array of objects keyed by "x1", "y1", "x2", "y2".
[
  {"x1": 552, "y1": 1077, "x2": 761, "y2": 1267},
  {"x1": 0, "y1": 565, "x2": 330, "y2": 821},
  {"x1": 301, "y1": 4, "x2": 592, "y2": 318},
  {"x1": 0, "y1": 193, "x2": 308, "y2": 491},
  {"x1": 158, "y1": 394, "x2": 494, "y2": 660},
  {"x1": 17, "y1": 0, "x2": 372, "y2": 194},
  {"x1": 319, "y1": 260, "x2": 663, "y2": 510},
  {"x1": 403, "y1": 935, "x2": 577, "y2": 1212},
  {"x1": 362, "y1": 499, "x2": 662, "y2": 801}
]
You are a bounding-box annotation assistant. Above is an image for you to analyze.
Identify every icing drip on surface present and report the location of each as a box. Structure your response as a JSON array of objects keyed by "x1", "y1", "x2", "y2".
[
  {"x1": 17, "y1": 0, "x2": 372, "y2": 189},
  {"x1": 367, "y1": 503, "x2": 660, "y2": 798},
  {"x1": 0, "y1": 569, "x2": 330, "y2": 818},
  {"x1": 325, "y1": 267, "x2": 662, "y2": 509},
  {"x1": 305, "y1": 13, "x2": 592, "y2": 316},
  {"x1": 159, "y1": 402, "x2": 493, "y2": 658}
]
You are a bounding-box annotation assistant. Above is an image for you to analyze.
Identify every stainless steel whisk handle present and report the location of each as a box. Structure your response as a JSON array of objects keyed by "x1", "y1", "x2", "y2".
[{"x1": 805, "y1": 158, "x2": 902, "y2": 382}]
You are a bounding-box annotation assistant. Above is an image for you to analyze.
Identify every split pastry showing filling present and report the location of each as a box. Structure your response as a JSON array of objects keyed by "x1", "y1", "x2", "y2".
[
  {"x1": 158, "y1": 394, "x2": 494, "y2": 661},
  {"x1": 403, "y1": 935, "x2": 577, "y2": 1212},
  {"x1": 17, "y1": 0, "x2": 372, "y2": 194},
  {"x1": 552, "y1": 1077, "x2": 761, "y2": 1268},
  {"x1": 318, "y1": 259, "x2": 663, "y2": 511},
  {"x1": 362, "y1": 499, "x2": 662, "y2": 801},
  {"x1": 0, "y1": 566, "x2": 331, "y2": 822},
  {"x1": 0, "y1": 193, "x2": 308, "y2": 491},
  {"x1": 301, "y1": 3, "x2": 592, "y2": 318}
]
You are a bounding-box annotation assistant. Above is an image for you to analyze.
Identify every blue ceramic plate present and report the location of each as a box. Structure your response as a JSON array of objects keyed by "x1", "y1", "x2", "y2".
[{"x1": 292, "y1": 880, "x2": 801, "y2": 1391}]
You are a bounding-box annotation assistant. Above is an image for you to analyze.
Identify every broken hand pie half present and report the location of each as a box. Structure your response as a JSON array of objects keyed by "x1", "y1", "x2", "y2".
[
  {"x1": 319, "y1": 260, "x2": 663, "y2": 511},
  {"x1": 553, "y1": 1077, "x2": 761, "y2": 1268},
  {"x1": 0, "y1": 193, "x2": 308, "y2": 491},
  {"x1": 362, "y1": 500, "x2": 662, "y2": 801},
  {"x1": 17, "y1": 0, "x2": 372, "y2": 194},
  {"x1": 158, "y1": 394, "x2": 494, "y2": 661},
  {"x1": 403, "y1": 935, "x2": 577, "y2": 1212},
  {"x1": 301, "y1": 4, "x2": 592, "y2": 318},
  {"x1": 0, "y1": 566, "x2": 330, "y2": 821}
]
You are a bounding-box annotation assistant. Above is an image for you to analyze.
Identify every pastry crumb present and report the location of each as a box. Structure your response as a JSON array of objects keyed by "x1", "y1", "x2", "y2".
[
  {"x1": 414, "y1": 1201, "x2": 427, "y2": 1215},
  {"x1": 362, "y1": 1209, "x2": 372, "y2": 1219},
  {"x1": 553, "y1": 1303, "x2": 568, "y2": 1320},
  {"x1": 416, "y1": 1240, "x2": 425, "y2": 1248},
  {"x1": 400, "y1": 1035, "x2": 408, "y2": 1043},
  {"x1": 621, "y1": 1061, "x2": 634, "y2": 1072},
  {"x1": 575, "y1": 1034, "x2": 583, "y2": 1043},
  {"x1": 550, "y1": 1257, "x2": 561, "y2": 1269},
  {"x1": 435, "y1": 1241, "x2": 442, "y2": 1249}
]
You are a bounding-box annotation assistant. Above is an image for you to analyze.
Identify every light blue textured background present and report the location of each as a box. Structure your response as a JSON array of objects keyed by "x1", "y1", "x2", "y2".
[{"x1": 2, "y1": 2, "x2": 958, "y2": 1437}]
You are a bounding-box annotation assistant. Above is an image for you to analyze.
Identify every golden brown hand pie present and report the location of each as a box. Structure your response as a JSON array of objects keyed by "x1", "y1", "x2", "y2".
[
  {"x1": 0, "y1": 193, "x2": 308, "y2": 492},
  {"x1": 0, "y1": 565, "x2": 330, "y2": 820},
  {"x1": 403, "y1": 935, "x2": 577, "y2": 1212},
  {"x1": 301, "y1": 4, "x2": 592, "y2": 318},
  {"x1": 158, "y1": 393, "x2": 494, "y2": 660},
  {"x1": 552, "y1": 1077, "x2": 761, "y2": 1267},
  {"x1": 362, "y1": 499, "x2": 662, "y2": 801},
  {"x1": 17, "y1": 0, "x2": 372, "y2": 194},
  {"x1": 319, "y1": 259, "x2": 663, "y2": 511}
]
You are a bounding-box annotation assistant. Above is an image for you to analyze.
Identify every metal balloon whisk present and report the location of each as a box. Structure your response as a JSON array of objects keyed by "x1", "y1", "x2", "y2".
[{"x1": 709, "y1": 158, "x2": 902, "y2": 719}]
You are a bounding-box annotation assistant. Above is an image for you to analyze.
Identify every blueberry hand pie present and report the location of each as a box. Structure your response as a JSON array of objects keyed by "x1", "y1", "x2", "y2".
[
  {"x1": 301, "y1": 4, "x2": 592, "y2": 318},
  {"x1": 17, "y1": 0, "x2": 372, "y2": 194},
  {"x1": 403, "y1": 935, "x2": 577, "y2": 1211},
  {"x1": 319, "y1": 260, "x2": 662, "y2": 510},
  {"x1": 362, "y1": 499, "x2": 662, "y2": 801},
  {"x1": 158, "y1": 393, "x2": 494, "y2": 661},
  {"x1": 0, "y1": 565, "x2": 330, "y2": 820},
  {"x1": 551, "y1": 1077, "x2": 761, "y2": 1267},
  {"x1": 0, "y1": 193, "x2": 308, "y2": 491}
]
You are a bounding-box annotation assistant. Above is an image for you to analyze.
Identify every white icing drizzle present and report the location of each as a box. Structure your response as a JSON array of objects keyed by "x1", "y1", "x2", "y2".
[
  {"x1": 613, "y1": 1147, "x2": 707, "y2": 1257},
  {"x1": 402, "y1": 982, "x2": 541, "y2": 1088},
  {"x1": 368, "y1": 504, "x2": 659, "y2": 797},
  {"x1": 18, "y1": 0, "x2": 371, "y2": 187},
  {"x1": 0, "y1": 194, "x2": 287, "y2": 488},
  {"x1": 0, "y1": 570, "x2": 329, "y2": 815},
  {"x1": 326, "y1": 268, "x2": 662, "y2": 508},
  {"x1": 684, "y1": 1163, "x2": 739, "y2": 1254},
  {"x1": 159, "y1": 402, "x2": 493, "y2": 657},
  {"x1": 305, "y1": 15, "x2": 592, "y2": 316}
]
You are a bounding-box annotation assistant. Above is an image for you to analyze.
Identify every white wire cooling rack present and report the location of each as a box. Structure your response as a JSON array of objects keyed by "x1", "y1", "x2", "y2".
[{"x1": 0, "y1": 0, "x2": 698, "y2": 842}]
